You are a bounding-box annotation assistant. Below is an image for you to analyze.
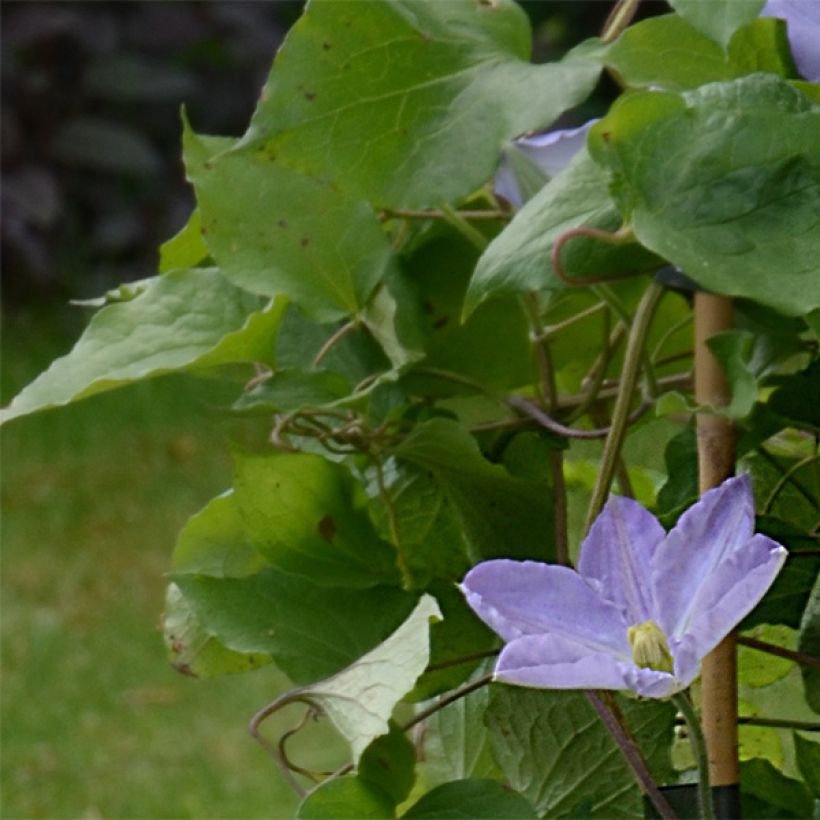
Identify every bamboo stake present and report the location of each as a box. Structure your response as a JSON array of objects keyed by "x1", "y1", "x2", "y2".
[{"x1": 694, "y1": 293, "x2": 738, "y2": 801}]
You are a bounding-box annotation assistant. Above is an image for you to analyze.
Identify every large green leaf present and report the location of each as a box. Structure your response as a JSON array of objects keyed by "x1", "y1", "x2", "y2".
[
  {"x1": 370, "y1": 464, "x2": 472, "y2": 589},
  {"x1": 233, "y1": 450, "x2": 400, "y2": 588},
  {"x1": 401, "y1": 229, "x2": 535, "y2": 392},
  {"x1": 183, "y1": 123, "x2": 394, "y2": 321},
  {"x1": 402, "y1": 779, "x2": 536, "y2": 819},
  {"x1": 171, "y1": 491, "x2": 268, "y2": 579},
  {"x1": 740, "y1": 758, "x2": 815, "y2": 818},
  {"x1": 667, "y1": 0, "x2": 765, "y2": 47},
  {"x1": 293, "y1": 594, "x2": 441, "y2": 764},
  {"x1": 797, "y1": 573, "x2": 820, "y2": 713},
  {"x1": 297, "y1": 777, "x2": 395, "y2": 819},
  {"x1": 1, "y1": 269, "x2": 284, "y2": 424},
  {"x1": 391, "y1": 418, "x2": 554, "y2": 562},
  {"x1": 408, "y1": 584, "x2": 497, "y2": 701},
  {"x1": 486, "y1": 688, "x2": 675, "y2": 817},
  {"x1": 793, "y1": 733, "x2": 820, "y2": 798},
  {"x1": 605, "y1": 14, "x2": 738, "y2": 90},
  {"x1": 588, "y1": 75, "x2": 820, "y2": 317},
  {"x1": 605, "y1": 15, "x2": 794, "y2": 91},
  {"x1": 241, "y1": 0, "x2": 601, "y2": 209},
  {"x1": 416, "y1": 676, "x2": 500, "y2": 790},
  {"x1": 172, "y1": 569, "x2": 416, "y2": 684},
  {"x1": 162, "y1": 583, "x2": 272, "y2": 678},
  {"x1": 359, "y1": 723, "x2": 417, "y2": 806},
  {"x1": 464, "y1": 148, "x2": 660, "y2": 315}
]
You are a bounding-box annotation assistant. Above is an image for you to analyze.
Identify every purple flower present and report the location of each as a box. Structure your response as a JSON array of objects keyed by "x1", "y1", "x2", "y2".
[
  {"x1": 461, "y1": 475, "x2": 787, "y2": 698},
  {"x1": 760, "y1": 0, "x2": 820, "y2": 82},
  {"x1": 494, "y1": 121, "x2": 598, "y2": 208}
]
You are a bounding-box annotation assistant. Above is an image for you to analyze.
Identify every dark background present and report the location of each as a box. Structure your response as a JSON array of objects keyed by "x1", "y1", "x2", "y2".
[{"x1": 1, "y1": 1, "x2": 664, "y2": 308}]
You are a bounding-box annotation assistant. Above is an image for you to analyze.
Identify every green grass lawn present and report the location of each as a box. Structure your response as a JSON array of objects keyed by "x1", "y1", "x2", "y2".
[{"x1": 1, "y1": 308, "x2": 343, "y2": 819}]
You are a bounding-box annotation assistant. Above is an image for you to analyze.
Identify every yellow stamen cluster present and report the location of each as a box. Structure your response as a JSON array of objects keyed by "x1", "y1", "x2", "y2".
[{"x1": 627, "y1": 620, "x2": 674, "y2": 673}]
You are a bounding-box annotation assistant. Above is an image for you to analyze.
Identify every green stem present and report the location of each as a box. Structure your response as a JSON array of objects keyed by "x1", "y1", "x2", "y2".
[
  {"x1": 584, "y1": 281, "x2": 664, "y2": 531},
  {"x1": 440, "y1": 204, "x2": 490, "y2": 251},
  {"x1": 672, "y1": 692, "x2": 715, "y2": 820},
  {"x1": 602, "y1": 0, "x2": 643, "y2": 42}
]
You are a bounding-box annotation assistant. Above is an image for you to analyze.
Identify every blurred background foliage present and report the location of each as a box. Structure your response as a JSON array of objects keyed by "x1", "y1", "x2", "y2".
[{"x1": 2, "y1": 2, "x2": 664, "y2": 817}]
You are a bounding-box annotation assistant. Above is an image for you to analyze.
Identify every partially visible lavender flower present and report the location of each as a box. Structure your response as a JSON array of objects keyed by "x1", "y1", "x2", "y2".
[
  {"x1": 760, "y1": 0, "x2": 820, "y2": 82},
  {"x1": 494, "y1": 120, "x2": 597, "y2": 208},
  {"x1": 461, "y1": 475, "x2": 787, "y2": 699}
]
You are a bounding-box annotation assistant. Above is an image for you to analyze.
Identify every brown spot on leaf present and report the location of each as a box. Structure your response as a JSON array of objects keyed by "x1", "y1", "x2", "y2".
[
  {"x1": 300, "y1": 237, "x2": 310, "y2": 248},
  {"x1": 278, "y1": 219, "x2": 288, "y2": 229},
  {"x1": 304, "y1": 91, "x2": 316, "y2": 101},
  {"x1": 172, "y1": 661, "x2": 197, "y2": 678},
  {"x1": 433, "y1": 316, "x2": 449, "y2": 329},
  {"x1": 322, "y1": 41, "x2": 332, "y2": 50},
  {"x1": 318, "y1": 515, "x2": 336, "y2": 541}
]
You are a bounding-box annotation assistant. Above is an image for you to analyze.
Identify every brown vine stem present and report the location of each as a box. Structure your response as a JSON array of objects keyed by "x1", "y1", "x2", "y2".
[
  {"x1": 550, "y1": 226, "x2": 640, "y2": 287},
  {"x1": 401, "y1": 674, "x2": 493, "y2": 732},
  {"x1": 695, "y1": 291, "x2": 739, "y2": 800},
  {"x1": 312, "y1": 320, "x2": 358, "y2": 367},
  {"x1": 737, "y1": 635, "x2": 820, "y2": 670},
  {"x1": 379, "y1": 208, "x2": 511, "y2": 222},
  {"x1": 508, "y1": 395, "x2": 650, "y2": 441},
  {"x1": 602, "y1": 0, "x2": 643, "y2": 42},
  {"x1": 587, "y1": 691, "x2": 677, "y2": 820}
]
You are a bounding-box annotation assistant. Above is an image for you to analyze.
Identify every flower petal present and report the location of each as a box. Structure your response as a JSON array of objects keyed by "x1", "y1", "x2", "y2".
[
  {"x1": 578, "y1": 494, "x2": 665, "y2": 624},
  {"x1": 651, "y1": 474, "x2": 755, "y2": 638},
  {"x1": 760, "y1": 0, "x2": 820, "y2": 82},
  {"x1": 675, "y1": 533, "x2": 788, "y2": 662},
  {"x1": 461, "y1": 559, "x2": 629, "y2": 654},
  {"x1": 494, "y1": 121, "x2": 597, "y2": 207},
  {"x1": 494, "y1": 633, "x2": 633, "y2": 690},
  {"x1": 622, "y1": 665, "x2": 683, "y2": 699}
]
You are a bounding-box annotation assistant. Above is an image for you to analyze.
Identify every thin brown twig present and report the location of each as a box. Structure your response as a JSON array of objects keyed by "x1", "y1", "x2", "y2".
[{"x1": 737, "y1": 635, "x2": 820, "y2": 670}]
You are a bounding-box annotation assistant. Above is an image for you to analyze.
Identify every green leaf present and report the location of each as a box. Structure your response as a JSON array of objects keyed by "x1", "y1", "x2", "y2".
[
  {"x1": 740, "y1": 758, "x2": 814, "y2": 818},
  {"x1": 370, "y1": 464, "x2": 472, "y2": 589},
  {"x1": 294, "y1": 594, "x2": 441, "y2": 764},
  {"x1": 656, "y1": 426, "x2": 698, "y2": 519},
  {"x1": 162, "y1": 583, "x2": 271, "y2": 678},
  {"x1": 391, "y1": 418, "x2": 554, "y2": 562},
  {"x1": 172, "y1": 491, "x2": 269, "y2": 579},
  {"x1": 233, "y1": 369, "x2": 352, "y2": 415},
  {"x1": 183, "y1": 122, "x2": 393, "y2": 321},
  {"x1": 486, "y1": 688, "x2": 675, "y2": 817},
  {"x1": 707, "y1": 330, "x2": 759, "y2": 419},
  {"x1": 242, "y1": 0, "x2": 601, "y2": 208},
  {"x1": 767, "y1": 360, "x2": 820, "y2": 431},
  {"x1": 667, "y1": 0, "x2": 765, "y2": 47},
  {"x1": 402, "y1": 779, "x2": 536, "y2": 819},
  {"x1": 416, "y1": 675, "x2": 499, "y2": 790},
  {"x1": 465, "y1": 148, "x2": 659, "y2": 315},
  {"x1": 233, "y1": 450, "x2": 400, "y2": 588},
  {"x1": 727, "y1": 17, "x2": 797, "y2": 77},
  {"x1": 1, "y1": 269, "x2": 285, "y2": 424},
  {"x1": 797, "y1": 572, "x2": 820, "y2": 713},
  {"x1": 172, "y1": 569, "x2": 416, "y2": 684},
  {"x1": 738, "y1": 625, "x2": 796, "y2": 687},
  {"x1": 159, "y1": 208, "x2": 209, "y2": 273},
  {"x1": 588, "y1": 75, "x2": 820, "y2": 317},
  {"x1": 793, "y1": 732, "x2": 820, "y2": 798},
  {"x1": 408, "y1": 584, "x2": 496, "y2": 701},
  {"x1": 402, "y1": 229, "x2": 535, "y2": 392},
  {"x1": 605, "y1": 14, "x2": 738, "y2": 90},
  {"x1": 359, "y1": 722, "x2": 417, "y2": 806},
  {"x1": 297, "y1": 777, "x2": 395, "y2": 819},
  {"x1": 741, "y1": 519, "x2": 820, "y2": 630}
]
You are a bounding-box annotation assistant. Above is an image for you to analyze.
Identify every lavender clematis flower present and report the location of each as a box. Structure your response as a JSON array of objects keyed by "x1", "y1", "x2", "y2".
[
  {"x1": 494, "y1": 120, "x2": 598, "y2": 208},
  {"x1": 461, "y1": 475, "x2": 787, "y2": 698},
  {"x1": 760, "y1": 0, "x2": 820, "y2": 82}
]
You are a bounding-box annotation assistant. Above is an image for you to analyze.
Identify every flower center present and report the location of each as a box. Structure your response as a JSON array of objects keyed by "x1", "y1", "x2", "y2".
[{"x1": 627, "y1": 620, "x2": 673, "y2": 673}]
